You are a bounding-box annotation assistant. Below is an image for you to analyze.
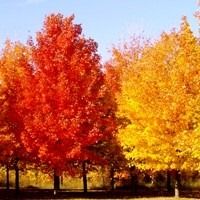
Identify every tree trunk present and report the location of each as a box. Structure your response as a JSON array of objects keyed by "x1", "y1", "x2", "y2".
[
  {"x1": 14, "y1": 159, "x2": 19, "y2": 194},
  {"x1": 174, "y1": 170, "x2": 181, "y2": 198},
  {"x1": 82, "y1": 161, "x2": 87, "y2": 193},
  {"x1": 130, "y1": 166, "x2": 138, "y2": 194},
  {"x1": 131, "y1": 174, "x2": 138, "y2": 194},
  {"x1": 53, "y1": 170, "x2": 60, "y2": 190},
  {"x1": 6, "y1": 164, "x2": 9, "y2": 190},
  {"x1": 61, "y1": 175, "x2": 63, "y2": 186},
  {"x1": 166, "y1": 170, "x2": 172, "y2": 192},
  {"x1": 110, "y1": 166, "x2": 115, "y2": 190}
]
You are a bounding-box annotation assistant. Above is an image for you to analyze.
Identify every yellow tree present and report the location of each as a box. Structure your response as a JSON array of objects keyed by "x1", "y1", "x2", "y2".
[{"x1": 111, "y1": 17, "x2": 200, "y2": 197}]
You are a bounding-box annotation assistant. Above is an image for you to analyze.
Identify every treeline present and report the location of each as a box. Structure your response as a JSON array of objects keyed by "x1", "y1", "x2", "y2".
[{"x1": 0, "y1": 12, "x2": 199, "y2": 198}]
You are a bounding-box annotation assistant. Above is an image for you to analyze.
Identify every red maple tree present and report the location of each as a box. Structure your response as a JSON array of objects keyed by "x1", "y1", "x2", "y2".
[{"x1": 22, "y1": 14, "x2": 116, "y2": 191}]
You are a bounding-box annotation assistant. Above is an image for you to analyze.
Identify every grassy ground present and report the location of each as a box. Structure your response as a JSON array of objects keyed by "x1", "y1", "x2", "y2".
[
  {"x1": 1, "y1": 189, "x2": 200, "y2": 200},
  {"x1": 74, "y1": 197, "x2": 198, "y2": 200},
  {"x1": 126, "y1": 198, "x2": 199, "y2": 200},
  {"x1": 46, "y1": 198, "x2": 199, "y2": 200}
]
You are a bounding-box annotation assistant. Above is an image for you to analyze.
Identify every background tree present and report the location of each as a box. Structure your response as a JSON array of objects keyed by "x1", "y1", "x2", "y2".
[
  {"x1": 104, "y1": 37, "x2": 149, "y2": 192},
  {"x1": 0, "y1": 41, "x2": 33, "y2": 192}
]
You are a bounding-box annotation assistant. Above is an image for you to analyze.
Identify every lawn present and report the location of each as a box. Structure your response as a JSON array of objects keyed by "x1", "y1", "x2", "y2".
[
  {"x1": 77, "y1": 197, "x2": 196, "y2": 200},
  {"x1": 50, "y1": 198, "x2": 199, "y2": 200},
  {"x1": 126, "y1": 198, "x2": 199, "y2": 200}
]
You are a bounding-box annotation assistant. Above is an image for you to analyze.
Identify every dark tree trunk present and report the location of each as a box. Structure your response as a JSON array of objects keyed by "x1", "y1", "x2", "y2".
[
  {"x1": 82, "y1": 161, "x2": 87, "y2": 193},
  {"x1": 167, "y1": 170, "x2": 172, "y2": 192},
  {"x1": 53, "y1": 170, "x2": 60, "y2": 190},
  {"x1": 110, "y1": 166, "x2": 115, "y2": 190},
  {"x1": 130, "y1": 166, "x2": 138, "y2": 194},
  {"x1": 60, "y1": 175, "x2": 63, "y2": 186},
  {"x1": 14, "y1": 158, "x2": 19, "y2": 194},
  {"x1": 131, "y1": 174, "x2": 138, "y2": 194},
  {"x1": 6, "y1": 164, "x2": 9, "y2": 190},
  {"x1": 174, "y1": 170, "x2": 181, "y2": 198}
]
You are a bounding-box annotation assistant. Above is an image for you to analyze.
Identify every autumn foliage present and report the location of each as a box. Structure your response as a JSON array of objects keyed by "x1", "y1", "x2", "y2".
[
  {"x1": 0, "y1": 11, "x2": 200, "y2": 196},
  {"x1": 109, "y1": 17, "x2": 200, "y2": 174},
  {"x1": 0, "y1": 41, "x2": 33, "y2": 166},
  {"x1": 22, "y1": 14, "x2": 116, "y2": 175}
]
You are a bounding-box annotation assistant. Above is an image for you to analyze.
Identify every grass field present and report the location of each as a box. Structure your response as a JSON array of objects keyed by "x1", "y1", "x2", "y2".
[
  {"x1": 0, "y1": 191, "x2": 199, "y2": 200},
  {"x1": 47, "y1": 198, "x2": 199, "y2": 200},
  {"x1": 124, "y1": 198, "x2": 199, "y2": 200},
  {"x1": 73, "y1": 198, "x2": 199, "y2": 200}
]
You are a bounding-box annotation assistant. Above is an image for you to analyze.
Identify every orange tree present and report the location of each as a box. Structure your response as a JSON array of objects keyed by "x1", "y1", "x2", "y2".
[
  {"x1": 0, "y1": 41, "x2": 33, "y2": 191},
  {"x1": 22, "y1": 14, "x2": 116, "y2": 192},
  {"x1": 109, "y1": 17, "x2": 200, "y2": 197}
]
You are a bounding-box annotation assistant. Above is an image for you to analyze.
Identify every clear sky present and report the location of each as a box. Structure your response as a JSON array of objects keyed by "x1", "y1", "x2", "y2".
[{"x1": 0, "y1": 0, "x2": 199, "y2": 62}]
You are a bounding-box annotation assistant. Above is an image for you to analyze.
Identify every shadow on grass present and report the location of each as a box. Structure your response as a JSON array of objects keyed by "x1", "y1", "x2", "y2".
[{"x1": 0, "y1": 188, "x2": 199, "y2": 199}]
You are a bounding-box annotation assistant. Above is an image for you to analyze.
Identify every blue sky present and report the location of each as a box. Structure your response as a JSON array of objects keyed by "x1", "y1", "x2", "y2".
[{"x1": 0, "y1": 0, "x2": 199, "y2": 61}]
